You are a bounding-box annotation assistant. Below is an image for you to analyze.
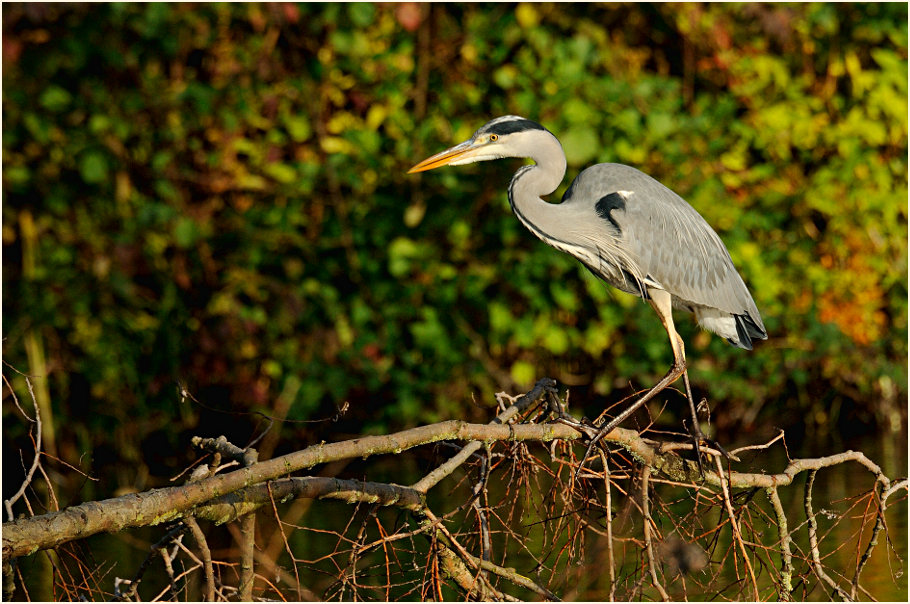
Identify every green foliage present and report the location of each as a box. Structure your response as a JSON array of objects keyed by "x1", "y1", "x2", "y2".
[{"x1": 2, "y1": 4, "x2": 906, "y2": 486}]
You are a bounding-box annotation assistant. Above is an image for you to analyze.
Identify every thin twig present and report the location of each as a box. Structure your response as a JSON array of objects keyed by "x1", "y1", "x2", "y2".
[
  {"x1": 473, "y1": 445, "x2": 493, "y2": 563},
  {"x1": 158, "y1": 537, "x2": 182, "y2": 601},
  {"x1": 729, "y1": 429, "x2": 786, "y2": 457},
  {"x1": 714, "y1": 455, "x2": 760, "y2": 601},
  {"x1": 3, "y1": 373, "x2": 43, "y2": 522},
  {"x1": 184, "y1": 516, "x2": 214, "y2": 602},
  {"x1": 123, "y1": 524, "x2": 189, "y2": 600},
  {"x1": 805, "y1": 470, "x2": 853, "y2": 601},
  {"x1": 641, "y1": 466, "x2": 670, "y2": 601},
  {"x1": 765, "y1": 486, "x2": 793, "y2": 601},
  {"x1": 598, "y1": 449, "x2": 617, "y2": 602},
  {"x1": 852, "y1": 477, "x2": 909, "y2": 598},
  {"x1": 342, "y1": 502, "x2": 377, "y2": 600}
]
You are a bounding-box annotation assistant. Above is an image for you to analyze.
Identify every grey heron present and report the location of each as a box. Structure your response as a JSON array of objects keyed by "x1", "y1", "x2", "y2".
[{"x1": 408, "y1": 115, "x2": 767, "y2": 463}]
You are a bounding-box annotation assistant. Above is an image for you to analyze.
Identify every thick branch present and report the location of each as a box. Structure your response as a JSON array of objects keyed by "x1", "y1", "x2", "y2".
[
  {"x1": 197, "y1": 477, "x2": 425, "y2": 523},
  {"x1": 1, "y1": 415, "x2": 897, "y2": 563},
  {"x1": 412, "y1": 377, "x2": 556, "y2": 493},
  {"x1": 2, "y1": 420, "x2": 577, "y2": 559}
]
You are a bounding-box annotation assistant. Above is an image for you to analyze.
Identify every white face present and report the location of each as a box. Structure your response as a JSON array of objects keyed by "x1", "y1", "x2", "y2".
[
  {"x1": 445, "y1": 134, "x2": 507, "y2": 165},
  {"x1": 408, "y1": 117, "x2": 560, "y2": 174}
]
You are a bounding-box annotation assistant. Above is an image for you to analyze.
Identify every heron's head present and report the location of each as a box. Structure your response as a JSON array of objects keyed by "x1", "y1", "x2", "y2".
[{"x1": 408, "y1": 115, "x2": 559, "y2": 173}]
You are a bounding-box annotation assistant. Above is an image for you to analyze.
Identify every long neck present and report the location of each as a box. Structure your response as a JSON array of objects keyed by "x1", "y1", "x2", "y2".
[{"x1": 506, "y1": 132, "x2": 569, "y2": 245}]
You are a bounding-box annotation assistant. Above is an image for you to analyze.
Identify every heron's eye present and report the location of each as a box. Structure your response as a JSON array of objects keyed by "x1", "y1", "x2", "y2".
[{"x1": 489, "y1": 134, "x2": 498, "y2": 142}]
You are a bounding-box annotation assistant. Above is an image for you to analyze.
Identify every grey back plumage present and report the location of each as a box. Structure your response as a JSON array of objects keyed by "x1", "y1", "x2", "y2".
[{"x1": 555, "y1": 163, "x2": 766, "y2": 348}]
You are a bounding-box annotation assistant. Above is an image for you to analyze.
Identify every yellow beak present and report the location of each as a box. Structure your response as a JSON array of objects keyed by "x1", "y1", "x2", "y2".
[{"x1": 407, "y1": 140, "x2": 477, "y2": 174}]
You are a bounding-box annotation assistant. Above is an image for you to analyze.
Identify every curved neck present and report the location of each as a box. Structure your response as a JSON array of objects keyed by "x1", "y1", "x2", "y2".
[
  {"x1": 513, "y1": 130, "x2": 566, "y2": 198},
  {"x1": 506, "y1": 130, "x2": 568, "y2": 243}
]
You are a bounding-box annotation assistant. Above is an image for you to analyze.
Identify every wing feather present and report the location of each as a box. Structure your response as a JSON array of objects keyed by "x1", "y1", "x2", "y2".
[{"x1": 561, "y1": 163, "x2": 765, "y2": 336}]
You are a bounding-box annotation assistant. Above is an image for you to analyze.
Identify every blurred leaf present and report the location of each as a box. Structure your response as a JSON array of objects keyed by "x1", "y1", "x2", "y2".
[
  {"x1": 510, "y1": 360, "x2": 536, "y2": 386},
  {"x1": 285, "y1": 115, "x2": 312, "y2": 142},
  {"x1": 39, "y1": 86, "x2": 72, "y2": 112},
  {"x1": 561, "y1": 126, "x2": 600, "y2": 166},
  {"x1": 263, "y1": 162, "x2": 297, "y2": 184},
  {"x1": 348, "y1": 3, "x2": 375, "y2": 27},
  {"x1": 173, "y1": 217, "x2": 199, "y2": 248},
  {"x1": 79, "y1": 151, "x2": 109, "y2": 184}
]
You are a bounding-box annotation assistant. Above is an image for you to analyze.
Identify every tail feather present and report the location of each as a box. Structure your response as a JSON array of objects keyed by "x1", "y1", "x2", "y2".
[{"x1": 728, "y1": 313, "x2": 768, "y2": 350}]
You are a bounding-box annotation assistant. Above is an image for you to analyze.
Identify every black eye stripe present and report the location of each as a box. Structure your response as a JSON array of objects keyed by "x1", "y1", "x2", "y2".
[{"x1": 479, "y1": 117, "x2": 546, "y2": 137}]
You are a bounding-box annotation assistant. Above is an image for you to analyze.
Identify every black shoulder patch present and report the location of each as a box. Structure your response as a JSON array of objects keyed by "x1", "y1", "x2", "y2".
[
  {"x1": 483, "y1": 118, "x2": 546, "y2": 137},
  {"x1": 594, "y1": 192, "x2": 627, "y2": 233}
]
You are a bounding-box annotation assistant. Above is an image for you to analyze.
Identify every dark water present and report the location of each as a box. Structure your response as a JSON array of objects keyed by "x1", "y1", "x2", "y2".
[{"x1": 713, "y1": 429, "x2": 908, "y2": 601}]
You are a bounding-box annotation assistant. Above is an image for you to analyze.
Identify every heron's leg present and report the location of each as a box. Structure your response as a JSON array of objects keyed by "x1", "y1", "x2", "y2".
[
  {"x1": 675, "y1": 333, "x2": 735, "y2": 462},
  {"x1": 651, "y1": 317, "x2": 714, "y2": 475},
  {"x1": 672, "y1": 336, "x2": 712, "y2": 475},
  {"x1": 674, "y1": 334, "x2": 701, "y2": 435},
  {"x1": 576, "y1": 290, "x2": 688, "y2": 475}
]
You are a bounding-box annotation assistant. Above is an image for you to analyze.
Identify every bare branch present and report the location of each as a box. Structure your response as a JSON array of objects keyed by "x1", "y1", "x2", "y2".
[
  {"x1": 237, "y1": 512, "x2": 255, "y2": 601},
  {"x1": 412, "y1": 377, "x2": 557, "y2": 493},
  {"x1": 599, "y1": 449, "x2": 617, "y2": 601},
  {"x1": 804, "y1": 469, "x2": 855, "y2": 601},
  {"x1": 3, "y1": 373, "x2": 43, "y2": 522},
  {"x1": 2, "y1": 377, "x2": 904, "y2": 601},
  {"x1": 184, "y1": 517, "x2": 214, "y2": 602},
  {"x1": 642, "y1": 466, "x2": 670, "y2": 601},
  {"x1": 714, "y1": 455, "x2": 760, "y2": 600},
  {"x1": 765, "y1": 486, "x2": 793, "y2": 601}
]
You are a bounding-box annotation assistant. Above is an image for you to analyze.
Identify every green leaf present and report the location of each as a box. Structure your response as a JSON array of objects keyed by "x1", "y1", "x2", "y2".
[
  {"x1": 173, "y1": 217, "x2": 198, "y2": 248},
  {"x1": 39, "y1": 86, "x2": 73, "y2": 112},
  {"x1": 348, "y1": 2, "x2": 375, "y2": 27},
  {"x1": 388, "y1": 236, "x2": 420, "y2": 277},
  {"x1": 510, "y1": 360, "x2": 536, "y2": 386},
  {"x1": 285, "y1": 115, "x2": 312, "y2": 142},
  {"x1": 493, "y1": 64, "x2": 519, "y2": 89},
  {"x1": 263, "y1": 162, "x2": 297, "y2": 184},
  {"x1": 561, "y1": 127, "x2": 600, "y2": 166},
  {"x1": 79, "y1": 151, "x2": 109, "y2": 184}
]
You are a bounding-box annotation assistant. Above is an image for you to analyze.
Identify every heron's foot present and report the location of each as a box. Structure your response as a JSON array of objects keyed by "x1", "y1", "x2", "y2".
[
  {"x1": 545, "y1": 387, "x2": 599, "y2": 435},
  {"x1": 569, "y1": 418, "x2": 620, "y2": 482},
  {"x1": 542, "y1": 391, "x2": 603, "y2": 481},
  {"x1": 689, "y1": 431, "x2": 707, "y2": 478},
  {"x1": 551, "y1": 412, "x2": 604, "y2": 484},
  {"x1": 683, "y1": 417, "x2": 719, "y2": 477},
  {"x1": 683, "y1": 421, "x2": 738, "y2": 478},
  {"x1": 554, "y1": 414, "x2": 597, "y2": 436}
]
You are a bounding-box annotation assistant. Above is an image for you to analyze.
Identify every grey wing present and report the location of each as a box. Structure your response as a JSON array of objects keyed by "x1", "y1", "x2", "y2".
[{"x1": 565, "y1": 164, "x2": 767, "y2": 344}]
